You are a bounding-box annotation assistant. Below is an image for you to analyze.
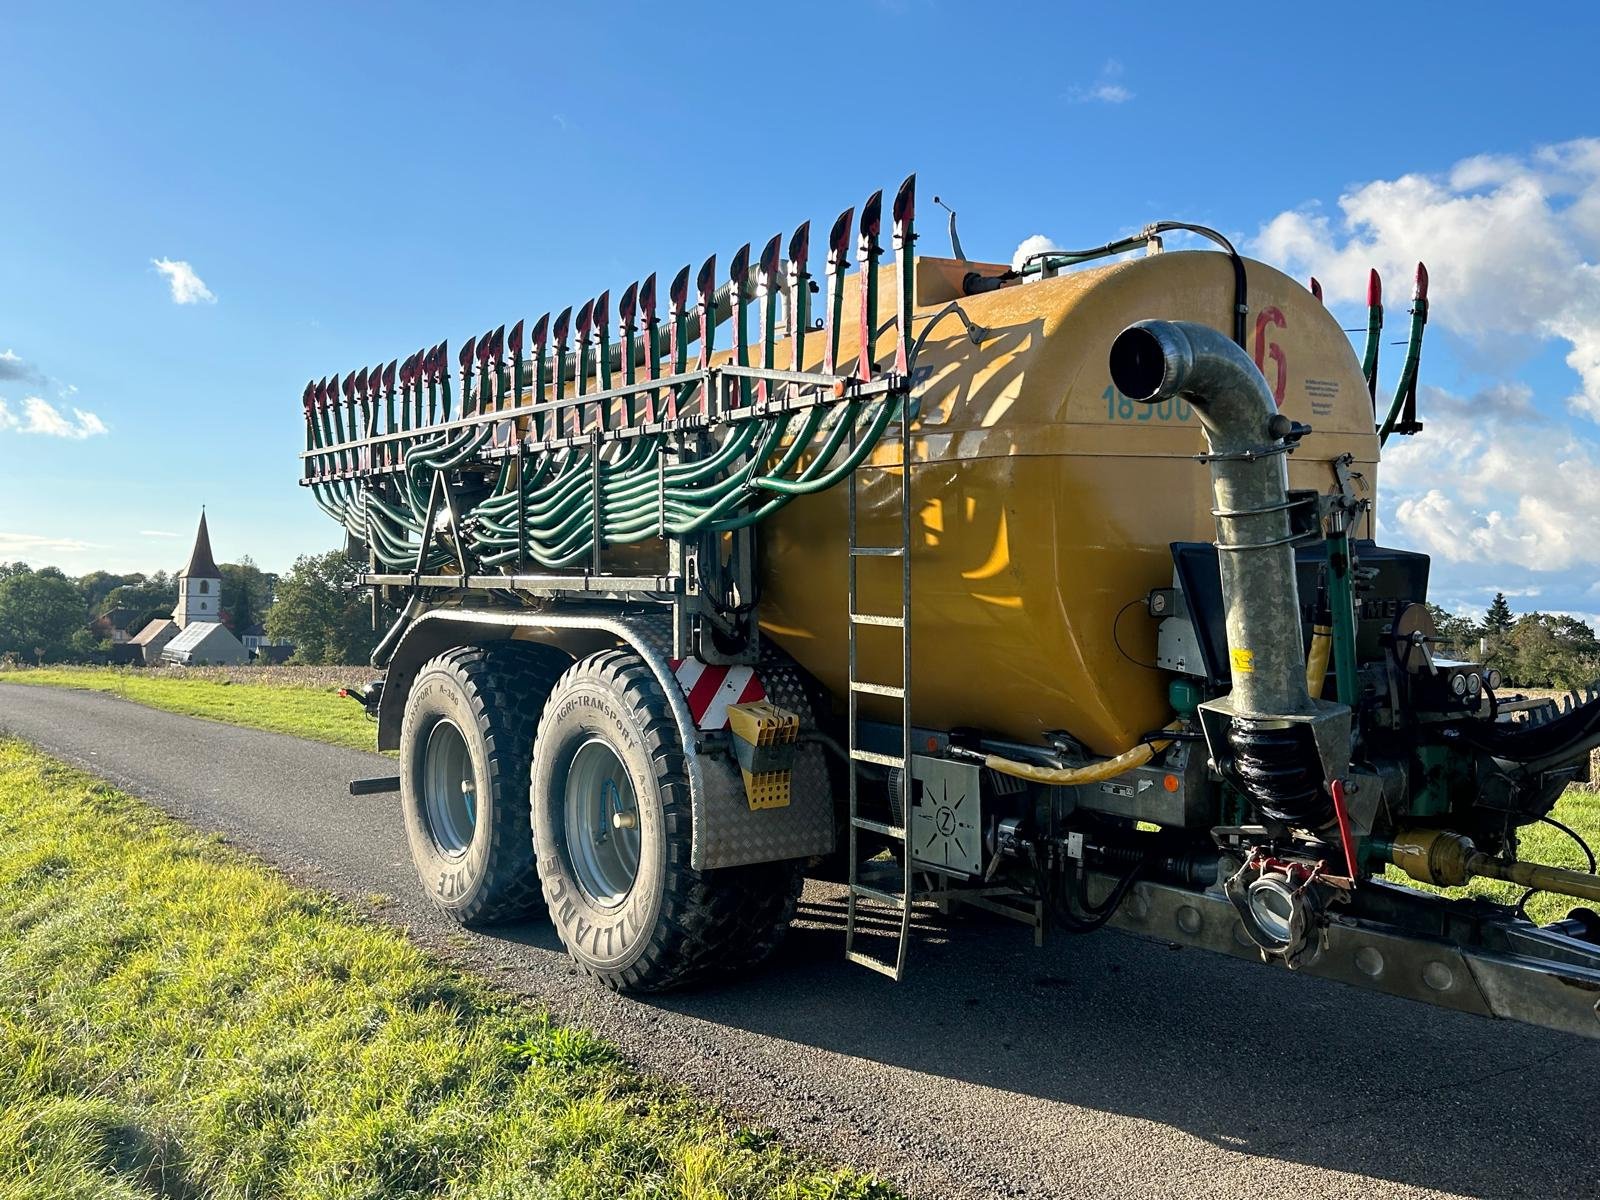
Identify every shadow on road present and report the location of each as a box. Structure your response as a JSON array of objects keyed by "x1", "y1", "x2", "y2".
[{"x1": 504, "y1": 887, "x2": 1600, "y2": 1198}]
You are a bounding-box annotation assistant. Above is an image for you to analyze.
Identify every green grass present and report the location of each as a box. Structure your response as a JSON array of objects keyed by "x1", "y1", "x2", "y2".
[
  {"x1": 0, "y1": 739, "x2": 896, "y2": 1200},
  {"x1": 1384, "y1": 787, "x2": 1600, "y2": 924},
  {"x1": 0, "y1": 667, "x2": 376, "y2": 752}
]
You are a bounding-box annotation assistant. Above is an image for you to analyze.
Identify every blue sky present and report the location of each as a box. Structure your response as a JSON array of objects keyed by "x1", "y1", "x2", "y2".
[{"x1": 3, "y1": 2, "x2": 1598, "y2": 625}]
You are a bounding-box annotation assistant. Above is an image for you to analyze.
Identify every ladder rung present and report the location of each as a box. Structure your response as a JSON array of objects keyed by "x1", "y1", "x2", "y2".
[
  {"x1": 850, "y1": 883, "x2": 907, "y2": 909},
  {"x1": 852, "y1": 817, "x2": 905, "y2": 838},
  {"x1": 849, "y1": 612, "x2": 905, "y2": 627},
  {"x1": 850, "y1": 748, "x2": 906, "y2": 768},
  {"x1": 851, "y1": 545, "x2": 905, "y2": 557},
  {"x1": 844, "y1": 949, "x2": 904, "y2": 979},
  {"x1": 849, "y1": 681, "x2": 905, "y2": 699}
]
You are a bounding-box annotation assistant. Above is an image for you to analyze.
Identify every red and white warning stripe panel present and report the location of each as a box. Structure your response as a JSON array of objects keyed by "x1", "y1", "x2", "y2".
[{"x1": 670, "y1": 658, "x2": 765, "y2": 731}]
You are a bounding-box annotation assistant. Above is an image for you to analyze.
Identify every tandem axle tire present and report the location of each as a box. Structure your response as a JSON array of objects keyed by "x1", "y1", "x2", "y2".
[
  {"x1": 530, "y1": 648, "x2": 803, "y2": 992},
  {"x1": 399, "y1": 642, "x2": 564, "y2": 926}
]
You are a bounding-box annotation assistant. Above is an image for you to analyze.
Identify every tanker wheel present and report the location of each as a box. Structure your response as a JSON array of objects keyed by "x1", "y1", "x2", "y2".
[
  {"x1": 530, "y1": 648, "x2": 802, "y2": 992},
  {"x1": 399, "y1": 642, "x2": 565, "y2": 927}
]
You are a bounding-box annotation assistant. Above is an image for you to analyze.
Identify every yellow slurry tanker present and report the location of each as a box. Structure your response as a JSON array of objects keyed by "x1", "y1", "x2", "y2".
[{"x1": 302, "y1": 177, "x2": 1600, "y2": 1038}]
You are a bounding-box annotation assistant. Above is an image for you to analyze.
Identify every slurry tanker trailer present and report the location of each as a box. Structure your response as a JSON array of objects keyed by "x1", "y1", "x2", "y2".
[{"x1": 302, "y1": 176, "x2": 1600, "y2": 1037}]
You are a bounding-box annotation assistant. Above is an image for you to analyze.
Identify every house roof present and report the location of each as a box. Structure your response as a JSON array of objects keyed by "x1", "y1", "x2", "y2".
[
  {"x1": 130, "y1": 618, "x2": 178, "y2": 646},
  {"x1": 181, "y1": 511, "x2": 221, "y2": 579},
  {"x1": 162, "y1": 620, "x2": 246, "y2": 659}
]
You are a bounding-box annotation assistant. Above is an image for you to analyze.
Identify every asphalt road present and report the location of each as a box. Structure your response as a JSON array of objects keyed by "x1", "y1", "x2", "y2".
[{"x1": 4, "y1": 682, "x2": 1598, "y2": 1200}]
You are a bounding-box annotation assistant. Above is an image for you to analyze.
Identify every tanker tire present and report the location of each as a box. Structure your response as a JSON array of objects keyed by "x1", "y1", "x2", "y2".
[
  {"x1": 726, "y1": 860, "x2": 805, "y2": 971},
  {"x1": 399, "y1": 642, "x2": 564, "y2": 927},
  {"x1": 531, "y1": 648, "x2": 802, "y2": 992}
]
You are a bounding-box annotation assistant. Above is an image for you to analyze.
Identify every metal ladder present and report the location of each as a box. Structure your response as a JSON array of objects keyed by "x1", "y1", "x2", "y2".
[{"x1": 844, "y1": 390, "x2": 914, "y2": 979}]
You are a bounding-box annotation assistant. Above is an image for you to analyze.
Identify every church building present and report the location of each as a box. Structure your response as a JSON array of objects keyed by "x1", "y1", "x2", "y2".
[
  {"x1": 129, "y1": 511, "x2": 251, "y2": 667},
  {"x1": 174, "y1": 509, "x2": 223, "y2": 628}
]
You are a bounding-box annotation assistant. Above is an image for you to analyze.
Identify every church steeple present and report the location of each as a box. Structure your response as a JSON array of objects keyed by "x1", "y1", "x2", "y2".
[
  {"x1": 182, "y1": 509, "x2": 221, "y2": 580},
  {"x1": 174, "y1": 509, "x2": 223, "y2": 627}
]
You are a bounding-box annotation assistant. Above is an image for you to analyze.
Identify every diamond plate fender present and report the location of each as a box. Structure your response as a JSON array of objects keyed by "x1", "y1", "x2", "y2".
[{"x1": 687, "y1": 643, "x2": 835, "y2": 870}]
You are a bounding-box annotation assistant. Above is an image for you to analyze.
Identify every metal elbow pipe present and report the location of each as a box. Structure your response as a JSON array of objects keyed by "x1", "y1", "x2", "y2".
[{"x1": 1109, "y1": 320, "x2": 1312, "y2": 719}]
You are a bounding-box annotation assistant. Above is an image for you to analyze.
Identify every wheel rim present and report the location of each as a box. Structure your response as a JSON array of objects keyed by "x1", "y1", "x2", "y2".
[
  {"x1": 563, "y1": 737, "x2": 642, "y2": 908},
  {"x1": 423, "y1": 719, "x2": 476, "y2": 858}
]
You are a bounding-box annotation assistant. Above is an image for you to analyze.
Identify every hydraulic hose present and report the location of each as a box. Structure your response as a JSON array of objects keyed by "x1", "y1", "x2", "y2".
[
  {"x1": 983, "y1": 721, "x2": 1185, "y2": 785},
  {"x1": 1305, "y1": 622, "x2": 1332, "y2": 699}
]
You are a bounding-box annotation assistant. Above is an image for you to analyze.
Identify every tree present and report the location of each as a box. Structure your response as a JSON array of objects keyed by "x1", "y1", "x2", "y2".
[
  {"x1": 77, "y1": 570, "x2": 139, "y2": 614},
  {"x1": 67, "y1": 627, "x2": 110, "y2": 663},
  {"x1": 1485, "y1": 592, "x2": 1515, "y2": 634},
  {"x1": 266, "y1": 550, "x2": 378, "y2": 665},
  {"x1": 105, "y1": 572, "x2": 178, "y2": 631},
  {"x1": 220, "y1": 556, "x2": 270, "y2": 633},
  {"x1": 1484, "y1": 613, "x2": 1600, "y2": 689},
  {"x1": 0, "y1": 567, "x2": 89, "y2": 662},
  {"x1": 1426, "y1": 603, "x2": 1481, "y2": 660}
]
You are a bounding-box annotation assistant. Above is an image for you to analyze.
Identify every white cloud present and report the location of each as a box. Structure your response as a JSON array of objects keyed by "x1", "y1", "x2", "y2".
[
  {"x1": 1381, "y1": 396, "x2": 1600, "y2": 572},
  {"x1": 0, "y1": 532, "x2": 106, "y2": 557},
  {"x1": 1068, "y1": 60, "x2": 1133, "y2": 104},
  {"x1": 1253, "y1": 138, "x2": 1600, "y2": 420},
  {"x1": 151, "y1": 257, "x2": 216, "y2": 305},
  {"x1": 0, "y1": 349, "x2": 44, "y2": 385},
  {"x1": 0, "y1": 396, "x2": 109, "y2": 439},
  {"x1": 1012, "y1": 234, "x2": 1064, "y2": 272},
  {"x1": 140, "y1": 530, "x2": 180, "y2": 538}
]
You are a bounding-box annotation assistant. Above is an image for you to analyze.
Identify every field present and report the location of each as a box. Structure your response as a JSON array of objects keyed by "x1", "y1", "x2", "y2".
[
  {"x1": 0, "y1": 738, "x2": 892, "y2": 1199},
  {"x1": 0, "y1": 665, "x2": 377, "y2": 752}
]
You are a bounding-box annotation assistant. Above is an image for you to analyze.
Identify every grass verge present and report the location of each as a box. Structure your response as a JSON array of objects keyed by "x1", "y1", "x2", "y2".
[
  {"x1": 0, "y1": 739, "x2": 895, "y2": 1199},
  {"x1": 0, "y1": 666, "x2": 375, "y2": 752}
]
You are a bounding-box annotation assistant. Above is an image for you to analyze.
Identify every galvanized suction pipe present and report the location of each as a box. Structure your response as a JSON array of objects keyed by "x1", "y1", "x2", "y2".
[{"x1": 1109, "y1": 320, "x2": 1313, "y2": 719}]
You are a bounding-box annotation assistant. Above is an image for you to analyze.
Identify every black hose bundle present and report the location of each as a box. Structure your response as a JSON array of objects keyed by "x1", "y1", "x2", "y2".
[
  {"x1": 1038, "y1": 847, "x2": 1150, "y2": 934},
  {"x1": 1454, "y1": 690, "x2": 1600, "y2": 774}
]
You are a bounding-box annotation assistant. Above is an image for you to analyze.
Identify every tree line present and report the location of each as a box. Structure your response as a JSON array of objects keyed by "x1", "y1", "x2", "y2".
[
  {"x1": 1428, "y1": 593, "x2": 1600, "y2": 691},
  {"x1": 0, "y1": 550, "x2": 376, "y2": 666},
  {"x1": 5, "y1": 555, "x2": 1596, "y2": 685}
]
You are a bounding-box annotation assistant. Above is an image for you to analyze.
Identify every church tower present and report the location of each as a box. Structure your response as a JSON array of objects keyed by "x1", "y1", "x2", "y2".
[{"x1": 174, "y1": 510, "x2": 223, "y2": 628}]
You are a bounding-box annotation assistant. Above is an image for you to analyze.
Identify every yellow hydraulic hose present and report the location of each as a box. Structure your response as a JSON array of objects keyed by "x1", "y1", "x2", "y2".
[
  {"x1": 983, "y1": 721, "x2": 1186, "y2": 786},
  {"x1": 1306, "y1": 622, "x2": 1333, "y2": 700}
]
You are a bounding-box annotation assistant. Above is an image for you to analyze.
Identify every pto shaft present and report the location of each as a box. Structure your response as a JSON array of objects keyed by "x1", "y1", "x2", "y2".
[{"x1": 1388, "y1": 828, "x2": 1600, "y2": 904}]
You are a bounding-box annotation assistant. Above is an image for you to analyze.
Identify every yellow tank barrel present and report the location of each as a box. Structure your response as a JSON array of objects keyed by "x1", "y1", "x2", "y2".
[{"x1": 760, "y1": 250, "x2": 1382, "y2": 758}]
